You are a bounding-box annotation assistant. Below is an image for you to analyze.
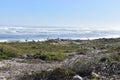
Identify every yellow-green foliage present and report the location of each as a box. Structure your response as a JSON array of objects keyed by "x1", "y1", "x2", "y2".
[
  {"x1": 99, "y1": 54, "x2": 120, "y2": 62},
  {"x1": 99, "y1": 56, "x2": 113, "y2": 62},
  {"x1": 0, "y1": 45, "x2": 18, "y2": 59},
  {"x1": 111, "y1": 54, "x2": 120, "y2": 61},
  {"x1": 34, "y1": 52, "x2": 67, "y2": 61},
  {"x1": 0, "y1": 41, "x2": 79, "y2": 60},
  {"x1": 0, "y1": 41, "x2": 78, "y2": 53},
  {"x1": 108, "y1": 46, "x2": 120, "y2": 52},
  {"x1": 86, "y1": 78, "x2": 102, "y2": 80}
]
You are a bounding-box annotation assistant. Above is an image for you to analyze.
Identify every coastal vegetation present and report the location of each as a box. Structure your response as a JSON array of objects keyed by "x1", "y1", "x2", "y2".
[
  {"x1": 0, "y1": 39, "x2": 79, "y2": 60},
  {"x1": 0, "y1": 38, "x2": 120, "y2": 80}
]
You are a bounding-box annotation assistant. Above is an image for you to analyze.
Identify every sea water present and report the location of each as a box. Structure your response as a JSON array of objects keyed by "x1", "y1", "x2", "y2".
[{"x1": 0, "y1": 26, "x2": 120, "y2": 42}]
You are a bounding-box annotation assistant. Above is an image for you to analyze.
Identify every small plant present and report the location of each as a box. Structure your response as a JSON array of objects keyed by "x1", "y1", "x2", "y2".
[
  {"x1": 107, "y1": 46, "x2": 120, "y2": 53},
  {"x1": 76, "y1": 47, "x2": 89, "y2": 55},
  {"x1": 99, "y1": 56, "x2": 113, "y2": 62},
  {"x1": 111, "y1": 54, "x2": 120, "y2": 61}
]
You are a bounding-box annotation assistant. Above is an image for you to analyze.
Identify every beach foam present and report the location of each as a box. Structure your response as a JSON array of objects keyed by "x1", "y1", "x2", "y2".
[{"x1": 0, "y1": 26, "x2": 120, "y2": 42}]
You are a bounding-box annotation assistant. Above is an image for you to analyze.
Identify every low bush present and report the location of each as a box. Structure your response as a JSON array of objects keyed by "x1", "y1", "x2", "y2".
[
  {"x1": 99, "y1": 56, "x2": 113, "y2": 62},
  {"x1": 33, "y1": 52, "x2": 67, "y2": 61},
  {"x1": 0, "y1": 45, "x2": 18, "y2": 59},
  {"x1": 19, "y1": 68, "x2": 75, "y2": 80}
]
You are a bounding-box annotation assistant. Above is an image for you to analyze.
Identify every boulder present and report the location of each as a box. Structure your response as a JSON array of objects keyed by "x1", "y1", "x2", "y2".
[
  {"x1": 0, "y1": 76, "x2": 7, "y2": 80},
  {"x1": 72, "y1": 75, "x2": 83, "y2": 80}
]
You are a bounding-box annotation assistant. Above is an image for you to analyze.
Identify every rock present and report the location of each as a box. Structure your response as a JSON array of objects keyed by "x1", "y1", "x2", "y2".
[
  {"x1": 0, "y1": 62, "x2": 6, "y2": 67},
  {"x1": 72, "y1": 75, "x2": 83, "y2": 80},
  {"x1": 0, "y1": 76, "x2": 7, "y2": 80},
  {"x1": 47, "y1": 68, "x2": 53, "y2": 71},
  {"x1": 92, "y1": 72, "x2": 100, "y2": 78}
]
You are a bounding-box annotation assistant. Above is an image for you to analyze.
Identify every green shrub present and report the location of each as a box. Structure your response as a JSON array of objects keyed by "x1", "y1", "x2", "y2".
[
  {"x1": 99, "y1": 54, "x2": 120, "y2": 62},
  {"x1": 19, "y1": 68, "x2": 75, "y2": 80},
  {"x1": 0, "y1": 45, "x2": 18, "y2": 59},
  {"x1": 111, "y1": 54, "x2": 120, "y2": 61},
  {"x1": 107, "y1": 46, "x2": 120, "y2": 52},
  {"x1": 34, "y1": 52, "x2": 68, "y2": 61},
  {"x1": 99, "y1": 56, "x2": 113, "y2": 62}
]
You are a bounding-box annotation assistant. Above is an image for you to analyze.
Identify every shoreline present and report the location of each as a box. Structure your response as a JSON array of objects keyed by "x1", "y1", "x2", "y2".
[{"x1": 0, "y1": 36, "x2": 120, "y2": 42}]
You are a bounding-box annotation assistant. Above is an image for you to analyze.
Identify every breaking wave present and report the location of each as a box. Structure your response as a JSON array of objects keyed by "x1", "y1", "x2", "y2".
[{"x1": 0, "y1": 26, "x2": 120, "y2": 42}]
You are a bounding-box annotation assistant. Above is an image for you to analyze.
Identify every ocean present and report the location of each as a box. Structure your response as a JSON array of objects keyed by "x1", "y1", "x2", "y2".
[{"x1": 0, "y1": 26, "x2": 120, "y2": 42}]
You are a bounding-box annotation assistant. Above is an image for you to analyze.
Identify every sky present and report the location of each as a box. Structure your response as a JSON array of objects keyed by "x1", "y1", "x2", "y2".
[{"x1": 0, "y1": 0, "x2": 120, "y2": 29}]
